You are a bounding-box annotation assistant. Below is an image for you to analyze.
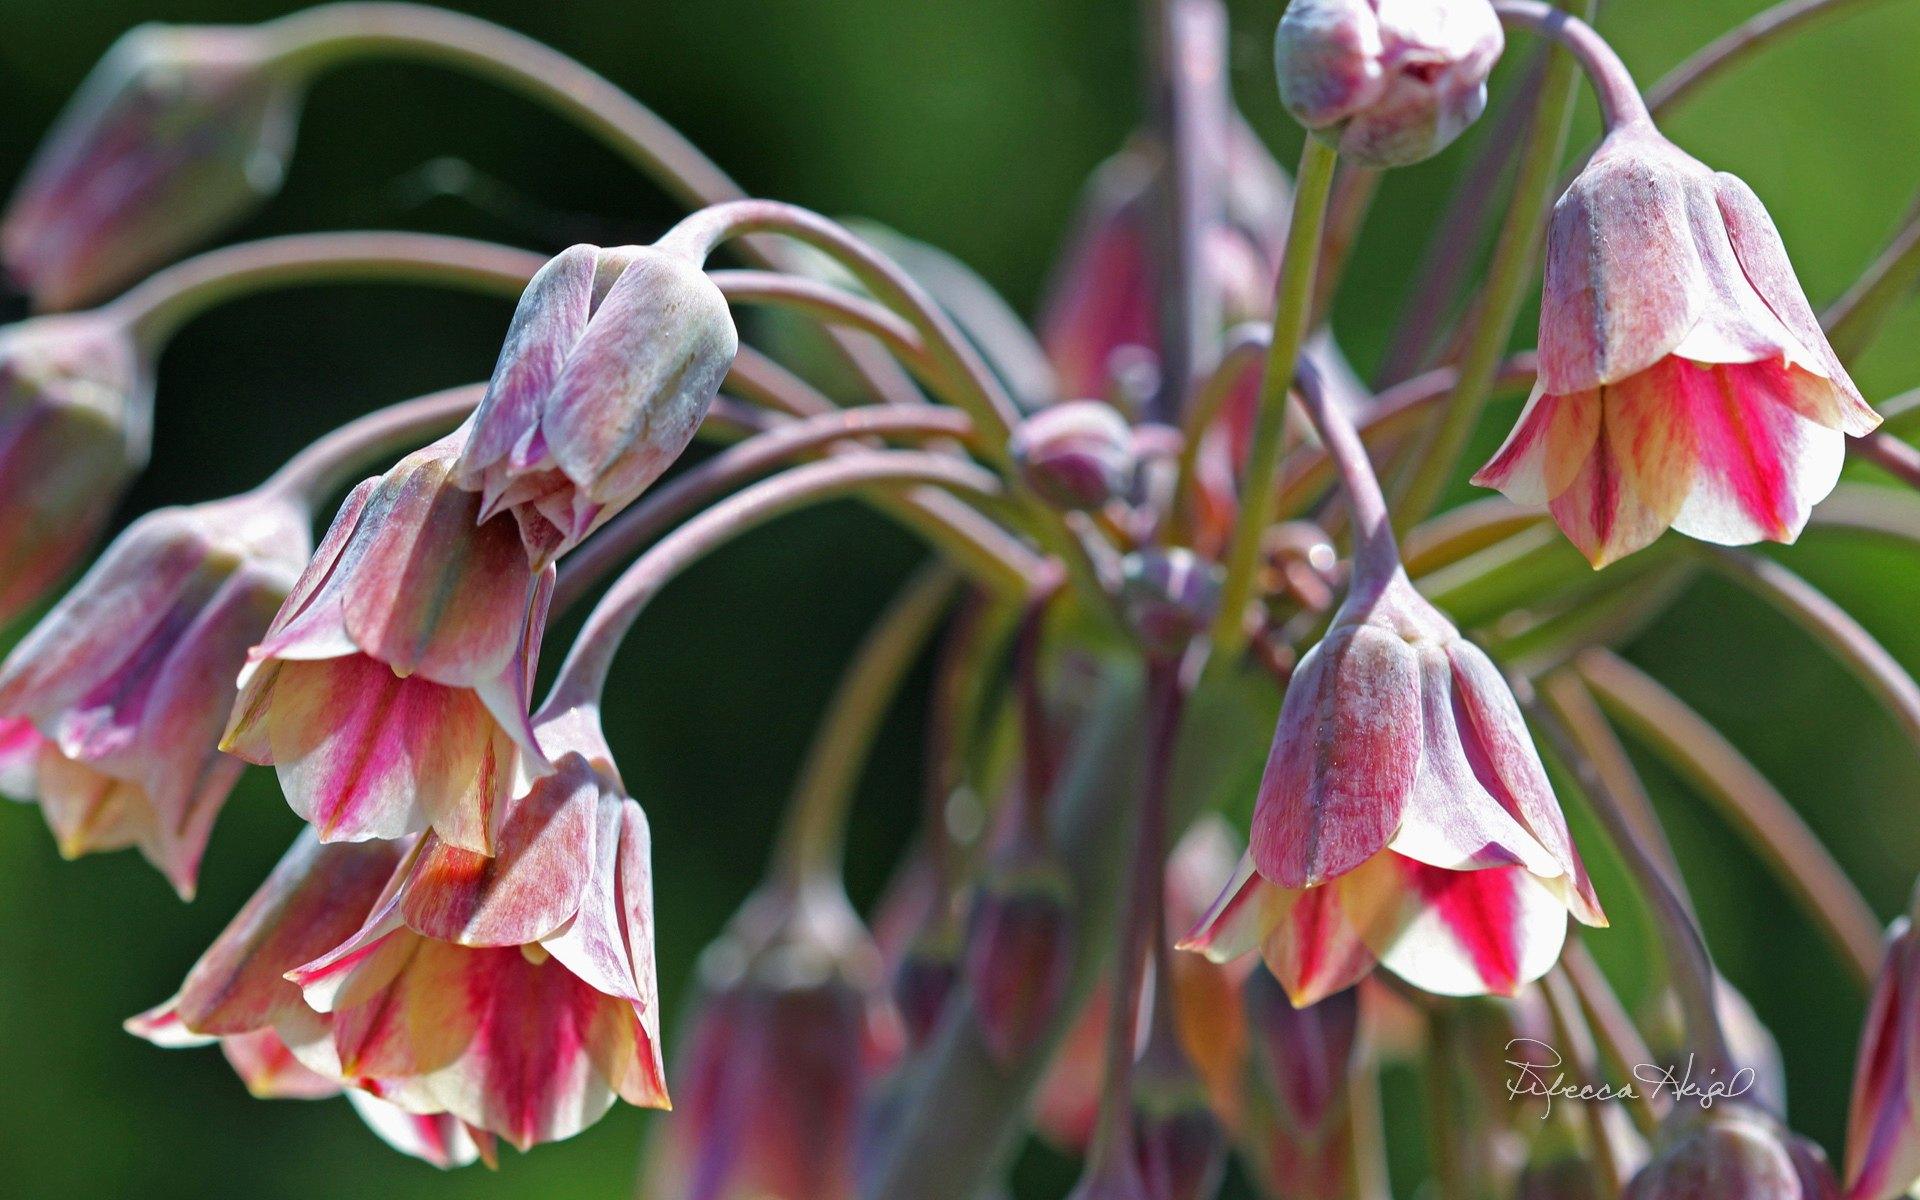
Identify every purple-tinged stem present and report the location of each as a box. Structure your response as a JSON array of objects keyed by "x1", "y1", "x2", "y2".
[
  {"x1": 1535, "y1": 673, "x2": 1733, "y2": 1075},
  {"x1": 1854, "y1": 430, "x2": 1920, "y2": 493},
  {"x1": 1708, "y1": 548, "x2": 1920, "y2": 764},
  {"x1": 102, "y1": 232, "x2": 542, "y2": 352},
  {"x1": 1492, "y1": 2, "x2": 1652, "y2": 132},
  {"x1": 727, "y1": 345, "x2": 837, "y2": 418},
  {"x1": 1826, "y1": 191, "x2": 1920, "y2": 364},
  {"x1": 1171, "y1": 322, "x2": 1268, "y2": 537},
  {"x1": 1577, "y1": 648, "x2": 1882, "y2": 986},
  {"x1": 923, "y1": 593, "x2": 1019, "y2": 895},
  {"x1": 551, "y1": 405, "x2": 997, "y2": 613},
  {"x1": 1290, "y1": 363, "x2": 1401, "y2": 603},
  {"x1": 1563, "y1": 938, "x2": 1668, "y2": 1133},
  {"x1": 774, "y1": 565, "x2": 959, "y2": 889},
  {"x1": 708, "y1": 269, "x2": 948, "y2": 389},
  {"x1": 257, "y1": 383, "x2": 483, "y2": 509},
  {"x1": 1645, "y1": 0, "x2": 1897, "y2": 115},
  {"x1": 543, "y1": 451, "x2": 1007, "y2": 713},
  {"x1": 1012, "y1": 566, "x2": 1069, "y2": 846},
  {"x1": 1540, "y1": 965, "x2": 1633, "y2": 1195}
]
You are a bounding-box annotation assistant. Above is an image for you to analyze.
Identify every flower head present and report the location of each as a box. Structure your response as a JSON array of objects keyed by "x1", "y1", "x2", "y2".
[
  {"x1": 642, "y1": 879, "x2": 899, "y2": 1200},
  {"x1": 0, "y1": 313, "x2": 151, "y2": 622},
  {"x1": 1274, "y1": 0, "x2": 1504, "y2": 167},
  {"x1": 1844, "y1": 916, "x2": 1920, "y2": 1200},
  {"x1": 1475, "y1": 126, "x2": 1880, "y2": 567},
  {"x1": 124, "y1": 829, "x2": 493, "y2": 1168},
  {"x1": 285, "y1": 708, "x2": 668, "y2": 1151},
  {"x1": 453, "y1": 243, "x2": 738, "y2": 566},
  {"x1": 221, "y1": 428, "x2": 554, "y2": 854},
  {"x1": 2, "y1": 24, "x2": 298, "y2": 310},
  {"x1": 0, "y1": 490, "x2": 309, "y2": 895},
  {"x1": 1183, "y1": 569, "x2": 1604, "y2": 1005}
]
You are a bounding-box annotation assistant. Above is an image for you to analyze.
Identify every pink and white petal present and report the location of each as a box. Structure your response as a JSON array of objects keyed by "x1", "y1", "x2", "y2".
[
  {"x1": 346, "y1": 1090, "x2": 483, "y2": 1169},
  {"x1": 250, "y1": 480, "x2": 379, "y2": 662},
  {"x1": 1472, "y1": 386, "x2": 1556, "y2": 504},
  {"x1": 1602, "y1": 361, "x2": 1699, "y2": 532},
  {"x1": 267, "y1": 656, "x2": 503, "y2": 853},
  {"x1": 1445, "y1": 640, "x2": 1606, "y2": 927},
  {"x1": 173, "y1": 830, "x2": 409, "y2": 1035},
  {"x1": 1177, "y1": 851, "x2": 1284, "y2": 963},
  {"x1": 1847, "y1": 922, "x2": 1920, "y2": 1200},
  {"x1": 221, "y1": 659, "x2": 285, "y2": 765},
  {"x1": 1547, "y1": 413, "x2": 1673, "y2": 569},
  {"x1": 288, "y1": 908, "x2": 412, "y2": 1018},
  {"x1": 1669, "y1": 361, "x2": 1844, "y2": 547},
  {"x1": 35, "y1": 754, "x2": 147, "y2": 858},
  {"x1": 1342, "y1": 855, "x2": 1567, "y2": 999},
  {"x1": 1258, "y1": 881, "x2": 1378, "y2": 1009},
  {"x1": 221, "y1": 1027, "x2": 341, "y2": 1100},
  {"x1": 1715, "y1": 173, "x2": 1878, "y2": 436},
  {"x1": 401, "y1": 757, "x2": 597, "y2": 948},
  {"x1": 125, "y1": 998, "x2": 219, "y2": 1048},
  {"x1": 0, "y1": 716, "x2": 48, "y2": 798},
  {"x1": 1390, "y1": 645, "x2": 1562, "y2": 879},
  {"x1": 543, "y1": 789, "x2": 639, "y2": 1000},
  {"x1": 1250, "y1": 625, "x2": 1422, "y2": 890}
]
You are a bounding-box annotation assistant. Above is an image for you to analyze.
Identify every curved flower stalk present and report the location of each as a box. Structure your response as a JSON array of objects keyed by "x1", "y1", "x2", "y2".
[
  {"x1": 455, "y1": 242, "x2": 739, "y2": 566},
  {"x1": 286, "y1": 705, "x2": 668, "y2": 1151},
  {"x1": 1183, "y1": 367, "x2": 1604, "y2": 1005},
  {"x1": 124, "y1": 829, "x2": 491, "y2": 1168},
  {"x1": 0, "y1": 312, "x2": 151, "y2": 623},
  {"x1": 1475, "y1": 3, "x2": 1881, "y2": 567},
  {"x1": 222, "y1": 426, "x2": 555, "y2": 855}
]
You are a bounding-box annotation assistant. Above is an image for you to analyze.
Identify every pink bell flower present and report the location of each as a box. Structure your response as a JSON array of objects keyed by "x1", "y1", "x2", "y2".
[
  {"x1": 0, "y1": 491, "x2": 309, "y2": 896},
  {"x1": 221, "y1": 427, "x2": 554, "y2": 854},
  {"x1": 1843, "y1": 916, "x2": 1920, "y2": 1200},
  {"x1": 452, "y1": 243, "x2": 737, "y2": 567},
  {"x1": 284, "y1": 708, "x2": 668, "y2": 1151},
  {"x1": 1182, "y1": 569, "x2": 1604, "y2": 1006},
  {"x1": 0, "y1": 313, "x2": 151, "y2": 623},
  {"x1": 1476, "y1": 125, "x2": 1880, "y2": 567}
]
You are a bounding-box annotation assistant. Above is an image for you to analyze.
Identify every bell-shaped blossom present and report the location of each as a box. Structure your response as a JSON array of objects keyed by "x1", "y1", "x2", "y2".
[
  {"x1": 642, "y1": 879, "x2": 900, "y2": 1200},
  {"x1": 1244, "y1": 974, "x2": 1359, "y2": 1197},
  {"x1": 963, "y1": 848, "x2": 1074, "y2": 1064},
  {"x1": 123, "y1": 830, "x2": 489, "y2": 1167},
  {"x1": 221, "y1": 428, "x2": 554, "y2": 854},
  {"x1": 1475, "y1": 126, "x2": 1880, "y2": 567},
  {"x1": 2, "y1": 25, "x2": 298, "y2": 310},
  {"x1": 453, "y1": 243, "x2": 737, "y2": 566},
  {"x1": 1626, "y1": 1108, "x2": 1839, "y2": 1200},
  {"x1": 0, "y1": 491, "x2": 308, "y2": 895},
  {"x1": 1274, "y1": 0, "x2": 1504, "y2": 167},
  {"x1": 285, "y1": 709, "x2": 668, "y2": 1151},
  {"x1": 0, "y1": 313, "x2": 151, "y2": 623},
  {"x1": 1844, "y1": 917, "x2": 1920, "y2": 1200},
  {"x1": 1183, "y1": 570, "x2": 1604, "y2": 1005}
]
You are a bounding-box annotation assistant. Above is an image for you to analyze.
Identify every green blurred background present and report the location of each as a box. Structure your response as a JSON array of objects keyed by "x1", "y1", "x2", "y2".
[{"x1": 2, "y1": 1, "x2": 1919, "y2": 1196}]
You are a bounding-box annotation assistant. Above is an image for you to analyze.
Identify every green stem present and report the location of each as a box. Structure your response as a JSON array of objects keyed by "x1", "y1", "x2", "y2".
[
  {"x1": 103, "y1": 232, "x2": 541, "y2": 352},
  {"x1": 1562, "y1": 938, "x2": 1667, "y2": 1133},
  {"x1": 774, "y1": 566, "x2": 959, "y2": 886},
  {"x1": 1394, "y1": 0, "x2": 1592, "y2": 530},
  {"x1": 1209, "y1": 137, "x2": 1339, "y2": 655}
]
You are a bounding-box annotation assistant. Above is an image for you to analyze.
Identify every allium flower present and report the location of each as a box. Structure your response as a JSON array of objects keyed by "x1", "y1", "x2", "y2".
[
  {"x1": 1626, "y1": 1108, "x2": 1840, "y2": 1200},
  {"x1": 0, "y1": 491, "x2": 308, "y2": 896},
  {"x1": 453, "y1": 243, "x2": 738, "y2": 566},
  {"x1": 1, "y1": 25, "x2": 298, "y2": 310},
  {"x1": 642, "y1": 879, "x2": 900, "y2": 1200},
  {"x1": 1844, "y1": 916, "x2": 1920, "y2": 1200},
  {"x1": 1182, "y1": 569, "x2": 1605, "y2": 1005},
  {"x1": 124, "y1": 830, "x2": 488, "y2": 1167},
  {"x1": 1244, "y1": 975, "x2": 1359, "y2": 1198},
  {"x1": 1274, "y1": 0, "x2": 1504, "y2": 167},
  {"x1": 1475, "y1": 125, "x2": 1880, "y2": 567},
  {"x1": 221, "y1": 428, "x2": 554, "y2": 854},
  {"x1": 284, "y1": 708, "x2": 667, "y2": 1151},
  {"x1": 0, "y1": 313, "x2": 151, "y2": 623}
]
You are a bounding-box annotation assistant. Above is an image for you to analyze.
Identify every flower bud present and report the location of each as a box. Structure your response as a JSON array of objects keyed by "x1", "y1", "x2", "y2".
[
  {"x1": 642, "y1": 879, "x2": 900, "y2": 1200},
  {"x1": 3, "y1": 25, "x2": 298, "y2": 309},
  {"x1": 1119, "y1": 549, "x2": 1222, "y2": 658},
  {"x1": 1009, "y1": 399, "x2": 1136, "y2": 511},
  {"x1": 1133, "y1": 1022, "x2": 1230, "y2": 1200},
  {"x1": 1274, "y1": 0, "x2": 1504, "y2": 167},
  {"x1": 0, "y1": 490, "x2": 309, "y2": 895},
  {"x1": 963, "y1": 851, "x2": 1075, "y2": 1063},
  {"x1": 0, "y1": 313, "x2": 151, "y2": 622},
  {"x1": 1245, "y1": 973, "x2": 1359, "y2": 1198},
  {"x1": 1626, "y1": 1109, "x2": 1837, "y2": 1200},
  {"x1": 454, "y1": 243, "x2": 739, "y2": 566}
]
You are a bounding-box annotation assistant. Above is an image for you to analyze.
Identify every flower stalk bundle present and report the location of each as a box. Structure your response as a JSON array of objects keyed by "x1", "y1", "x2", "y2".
[{"x1": 4, "y1": 1, "x2": 1920, "y2": 1197}]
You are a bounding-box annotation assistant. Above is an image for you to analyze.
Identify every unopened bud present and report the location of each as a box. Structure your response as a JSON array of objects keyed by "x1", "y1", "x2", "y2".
[
  {"x1": 1274, "y1": 0, "x2": 1504, "y2": 167},
  {"x1": 963, "y1": 853, "x2": 1074, "y2": 1063},
  {"x1": 1010, "y1": 400, "x2": 1136, "y2": 512},
  {"x1": 1626, "y1": 1109, "x2": 1836, "y2": 1200},
  {"x1": 3, "y1": 25, "x2": 298, "y2": 309},
  {"x1": 1120, "y1": 549, "x2": 1223, "y2": 657}
]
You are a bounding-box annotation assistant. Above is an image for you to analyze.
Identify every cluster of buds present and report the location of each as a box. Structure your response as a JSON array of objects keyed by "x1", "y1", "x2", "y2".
[{"x1": 0, "y1": 0, "x2": 1913, "y2": 1197}]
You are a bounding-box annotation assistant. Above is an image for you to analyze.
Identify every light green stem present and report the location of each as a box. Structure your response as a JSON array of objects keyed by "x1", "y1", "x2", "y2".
[
  {"x1": 1208, "y1": 137, "x2": 1339, "y2": 655},
  {"x1": 1394, "y1": 0, "x2": 1593, "y2": 530}
]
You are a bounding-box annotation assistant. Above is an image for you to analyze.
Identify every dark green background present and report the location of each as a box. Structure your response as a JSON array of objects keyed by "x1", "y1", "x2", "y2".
[{"x1": 2, "y1": 1, "x2": 1918, "y2": 1196}]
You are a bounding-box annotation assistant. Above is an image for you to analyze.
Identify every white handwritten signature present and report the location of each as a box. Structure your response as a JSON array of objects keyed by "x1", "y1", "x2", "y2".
[{"x1": 1503, "y1": 1038, "x2": 1754, "y2": 1120}]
